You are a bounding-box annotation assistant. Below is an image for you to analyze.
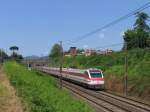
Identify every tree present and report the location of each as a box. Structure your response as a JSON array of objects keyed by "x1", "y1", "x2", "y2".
[
  {"x1": 17, "y1": 54, "x2": 23, "y2": 60},
  {"x1": 49, "y1": 44, "x2": 62, "y2": 58},
  {"x1": 77, "y1": 48, "x2": 84, "y2": 54},
  {"x1": 49, "y1": 43, "x2": 62, "y2": 66},
  {"x1": 10, "y1": 46, "x2": 19, "y2": 57},
  {"x1": 0, "y1": 49, "x2": 8, "y2": 63},
  {"x1": 123, "y1": 12, "x2": 150, "y2": 50},
  {"x1": 123, "y1": 30, "x2": 137, "y2": 50},
  {"x1": 146, "y1": 35, "x2": 150, "y2": 47},
  {"x1": 134, "y1": 12, "x2": 150, "y2": 32},
  {"x1": 9, "y1": 46, "x2": 19, "y2": 52},
  {"x1": 9, "y1": 46, "x2": 23, "y2": 61},
  {"x1": 136, "y1": 29, "x2": 149, "y2": 48}
]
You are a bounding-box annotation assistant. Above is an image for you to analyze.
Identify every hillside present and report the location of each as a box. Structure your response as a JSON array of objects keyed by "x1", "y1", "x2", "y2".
[{"x1": 62, "y1": 48, "x2": 150, "y2": 102}]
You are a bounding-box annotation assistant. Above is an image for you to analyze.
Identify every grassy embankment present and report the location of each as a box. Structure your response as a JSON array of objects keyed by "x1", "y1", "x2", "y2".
[
  {"x1": 3, "y1": 61, "x2": 94, "y2": 112},
  {"x1": 63, "y1": 48, "x2": 150, "y2": 102},
  {"x1": 0, "y1": 65, "x2": 23, "y2": 112}
]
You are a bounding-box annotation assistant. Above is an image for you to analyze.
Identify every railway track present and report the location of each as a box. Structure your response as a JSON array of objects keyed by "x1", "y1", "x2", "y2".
[
  {"x1": 97, "y1": 91, "x2": 150, "y2": 111},
  {"x1": 37, "y1": 68, "x2": 150, "y2": 112},
  {"x1": 62, "y1": 80, "x2": 150, "y2": 112},
  {"x1": 63, "y1": 81, "x2": 125, "y2": 112}
]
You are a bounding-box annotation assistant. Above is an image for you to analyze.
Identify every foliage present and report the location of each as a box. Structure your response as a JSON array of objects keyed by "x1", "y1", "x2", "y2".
[
  {"x1": 10, "y1": 52, "x2": 23, "y2": 62},
  {"x1": 0, "y1": 49, "x2": 8, "y2": 59},
  {"x1": 134, "y1": 12, "x2": 150, "y2": 31},
  {"x1": 49, "y1": 43, "x2": 62, "y2": 66},
  {"x1": 77, "y1": 48, "x2": 84, "y2": 54},
  {"x1": 9, "y1": 46, "x2": 23, "y2": 61},
  {"x1": 9, "y1": 46, "x2": 19, "y2": 51},
  {"x1": 63, "y1": 51, "x2": 124, "y2": 70},
  {"x1": 3, "y1": 61, "x2": 94, "y2": 112},
  {"x1": 49, "y1": 44, "x2": 62, "y2": 58},
  {"x1": 123, "y1": 29, "x2": 149, "y2": 49},
  {"x1": 123, "y1": 12, "x2": 150, "y2": 50}
]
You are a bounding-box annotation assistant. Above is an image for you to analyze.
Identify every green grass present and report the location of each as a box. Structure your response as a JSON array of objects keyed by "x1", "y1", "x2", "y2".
[{"x1": 3, "y1": 61, "x2": 94, "y2": 112}]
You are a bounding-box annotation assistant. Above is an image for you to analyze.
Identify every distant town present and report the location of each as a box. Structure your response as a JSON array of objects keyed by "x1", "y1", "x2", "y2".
[{"x1": 65, "y1": 47, "x2": 113, "y2": 57}]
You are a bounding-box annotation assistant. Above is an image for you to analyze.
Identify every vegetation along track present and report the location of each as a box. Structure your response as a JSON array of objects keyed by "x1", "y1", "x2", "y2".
[{"x1": 38, "y1": 68, "x2": 150, "y2": 112}]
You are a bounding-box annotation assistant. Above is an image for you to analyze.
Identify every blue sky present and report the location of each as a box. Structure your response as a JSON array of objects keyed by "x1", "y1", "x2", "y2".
[{"x1": 0, "y1": 0, "x2": 150, "y2": 56}]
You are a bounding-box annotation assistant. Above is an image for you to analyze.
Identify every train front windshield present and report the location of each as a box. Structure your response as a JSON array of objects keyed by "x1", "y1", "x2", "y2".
[{"x1": 90, "y1": 71, "x2": 102, "y2": 78}]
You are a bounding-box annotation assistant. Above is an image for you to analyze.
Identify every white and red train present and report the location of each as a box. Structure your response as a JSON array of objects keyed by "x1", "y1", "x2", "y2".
[{"x1": 36, "y1": 66, "x2": 105, "y2": 90}]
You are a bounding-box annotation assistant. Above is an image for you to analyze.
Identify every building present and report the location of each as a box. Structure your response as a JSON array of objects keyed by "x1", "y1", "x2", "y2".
[
  {"x1": 84, "y1": 48, "x2": 113, "y2": 56},
  {"x1": 69, "y1": 47, "x2": 77, "y2": 56},
  {"x1": 96, "y1": 48, "x2": 113, "y2": 55},
  {"x1": 85, "y1": 49, "x2": 96, "y2": 56},
  {"x1": 65, "y1": 47, "x2": 112, "y2": 57},
  {"x1": 106, "y1": 48, "x2": 113, "y2": 54},
  {"x1": 96, "y1": 49, "x2": 106, "y2": 55}
]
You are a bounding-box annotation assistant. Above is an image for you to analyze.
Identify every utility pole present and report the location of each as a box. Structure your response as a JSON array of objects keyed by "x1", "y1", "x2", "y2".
[
  {"x1": 124, "y1": 41, "x2": 128, "y2": 96},
  {"x1": 0, "y1": 49, "x2": 2, "y2": 64},
  {"x1": 59, "y1": 41, "x2": 63, "y2": 89},
  {"x1": 0, "y1": 49, "x2": 3, "y2": 64}
]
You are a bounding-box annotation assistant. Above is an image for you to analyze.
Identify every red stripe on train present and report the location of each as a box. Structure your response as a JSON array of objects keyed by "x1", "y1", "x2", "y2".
[{"x1": 90, "y1": 78, "x2": 104, "y2": 81}]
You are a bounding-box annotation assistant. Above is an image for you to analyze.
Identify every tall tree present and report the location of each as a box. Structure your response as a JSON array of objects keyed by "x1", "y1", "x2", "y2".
[
  {"x1": 134, "y1": 12, "x2": 150, "y2": 31},
  {"x1": 9, "y1": 46, "x2": 23, "y2": 61},
  {"x1": 10, "y1": 46, "x2": 19, "y2": 53},
  {"x1": 123, "y1": 30, "x2": 137, "y2": 50},
  {"x1": 49, "y1": 43, "x2": 62, "y2": 66},
  {"x1": 123, "y1": 12, "x2": 150, "y2": 50},
  {"x1": 49, "y1": 44, "x2": 62, "y2": 58}
]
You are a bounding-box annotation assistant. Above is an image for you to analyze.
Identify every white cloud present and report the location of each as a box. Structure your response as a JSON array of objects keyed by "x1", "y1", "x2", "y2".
[
  {"x1": 83, "y1": 45, "x2": 88, "y2": 49},
  {"x1": 99, "y1": 33, "x2": 105, "y2": 39},
  {"x1": 120, "y1": 31, "x2": 125, "y2": 36}
]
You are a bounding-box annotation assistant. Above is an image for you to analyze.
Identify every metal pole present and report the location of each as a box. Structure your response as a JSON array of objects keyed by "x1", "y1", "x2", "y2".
[
  {"x1": 0, "y1": 49, "x2": 2, "y2": 64},
  {"x1": 60, "y1": 41, "x2": 63, "y2": 89},
  {"x1": 124, "y1": 41, "x2": 128, "y2": 96},
  {"x1": 0, "y1": 49, "x2": 3, "y2": 64}
]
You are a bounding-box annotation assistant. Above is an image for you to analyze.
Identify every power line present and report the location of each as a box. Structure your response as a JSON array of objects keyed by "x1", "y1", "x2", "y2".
[
  {"x1": 95, "y1": 43, "x2": 123, "y2": 49},
  {"x1": 63, "y1": 2, "x2": 150, "y2": 45},
  {"x1": 93, "y1": 36, "x2": 141, "y2": 50}
]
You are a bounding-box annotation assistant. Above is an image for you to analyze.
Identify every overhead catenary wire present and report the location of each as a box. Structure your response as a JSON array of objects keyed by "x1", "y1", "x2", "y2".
[
  {"x1": 94, "y1": 36, "x2": 144, "y2": 50},
  {"x1": 63, "y1": 2, "x2": 150, "y2": 45},
  {"x1": 95, "y1": 43, "x2": 123, "y2": 49}
]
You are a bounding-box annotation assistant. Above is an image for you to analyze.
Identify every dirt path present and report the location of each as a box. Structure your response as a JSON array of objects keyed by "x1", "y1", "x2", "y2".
[{"x1": 0, "y1": 66, "x2": 23, "y2": 112}]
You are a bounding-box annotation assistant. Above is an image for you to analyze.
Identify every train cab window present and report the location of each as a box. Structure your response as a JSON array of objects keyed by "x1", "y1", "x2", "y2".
[
  {"x1": 84, "y1": 71, "x2": 89, "y2": 76},
  {"x1": 90, "y1": 70, "x2": 102, "y2": 78}
]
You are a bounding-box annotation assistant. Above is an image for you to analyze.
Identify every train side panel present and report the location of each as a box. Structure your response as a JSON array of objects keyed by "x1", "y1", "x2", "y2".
[{"x1": 35, "y1": 66, "x2": 105, "y2": 90}]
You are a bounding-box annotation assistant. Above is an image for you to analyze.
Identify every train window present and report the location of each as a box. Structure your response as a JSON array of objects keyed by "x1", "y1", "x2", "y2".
[
  {"x1": 90, "y1": 71, "x2": 102, "y2": 77},
  {"x1": 84, "y1": 71, "x2": 89, "y2": 76}
]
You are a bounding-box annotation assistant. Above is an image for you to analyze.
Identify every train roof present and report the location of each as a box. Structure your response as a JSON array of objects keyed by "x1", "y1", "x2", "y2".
[{"x1": 63, "y1": 68, "x2": 101, "y2": 74}]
